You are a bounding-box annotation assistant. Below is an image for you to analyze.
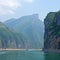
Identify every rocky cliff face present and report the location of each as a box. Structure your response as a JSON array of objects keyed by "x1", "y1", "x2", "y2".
[
  {"x1": 4, "y1": 14, "x2": 44, "y2": 49},
  {"x1": 44, "y1": 11, "x2": 60, "y2": 49}
]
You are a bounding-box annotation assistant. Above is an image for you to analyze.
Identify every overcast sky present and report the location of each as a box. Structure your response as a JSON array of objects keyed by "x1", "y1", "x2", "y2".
[{"x1": 0, "y1": 0, "x2": 60, "y2": 22}]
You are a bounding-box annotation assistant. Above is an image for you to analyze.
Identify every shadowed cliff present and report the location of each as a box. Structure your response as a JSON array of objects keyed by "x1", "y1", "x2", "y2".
[{"x1": 44, "y1": 10, "x2": 60, "y2": 49}]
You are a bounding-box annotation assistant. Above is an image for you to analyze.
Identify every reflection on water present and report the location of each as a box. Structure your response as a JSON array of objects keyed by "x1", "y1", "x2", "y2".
[
  {"x1": 0, "y1": 51, "x2": 44, "y2": 60},
  {"x1": 0, "y1": 51, "x2": 60, "y2": 60},
  {"x1": 44, "y1": 52, "x2": 60, "y2": 60}
]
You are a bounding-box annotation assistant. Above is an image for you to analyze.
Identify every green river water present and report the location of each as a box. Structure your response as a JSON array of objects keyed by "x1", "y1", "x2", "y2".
[{"x1": 0, "y1": 50, "x2": 60, "y2": 60}]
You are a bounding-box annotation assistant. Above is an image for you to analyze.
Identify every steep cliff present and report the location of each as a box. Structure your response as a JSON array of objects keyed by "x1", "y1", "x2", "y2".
[
  {"x1": 5, "y1": 14, "x2": 44, "y2": 48},
  {"x1": 44, "y1": 11, "x2": 60, "y2": 49}
]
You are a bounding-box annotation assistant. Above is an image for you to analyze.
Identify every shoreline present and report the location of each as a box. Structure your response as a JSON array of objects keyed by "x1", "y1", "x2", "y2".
[
  {"x1": 0, "y1": 48, "x2": 42, "y2": 51},
  {"x1": 0, "y1": 48, "x2": 60, "y2": 53},
  {"x1": 43, "y1": 49, "x2": 60, "y2": 53}
]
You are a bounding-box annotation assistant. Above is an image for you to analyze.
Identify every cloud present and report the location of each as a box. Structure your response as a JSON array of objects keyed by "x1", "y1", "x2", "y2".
[
  {"x1": 24, "y1": 0, "x2": 33, "y2": 3},
  {"x1": 0, "y1": 0, "x2": 21, "y2": 15},
  {"x1": 0, "y1": 0, "x2": 34, "y2": 15},
  {"x1": 0, "y1": 7, "x2": 15, "y2": 14}
]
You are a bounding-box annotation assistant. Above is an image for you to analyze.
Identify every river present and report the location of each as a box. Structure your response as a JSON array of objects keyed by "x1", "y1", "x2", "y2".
[{"x1": 0, "y1": 50, "x2": 60, "y2": 60}]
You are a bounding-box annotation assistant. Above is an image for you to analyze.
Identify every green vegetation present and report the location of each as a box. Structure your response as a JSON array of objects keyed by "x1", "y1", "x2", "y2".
[
  {"x1": 47, "y1": 12, "x2": 55, "y2": 21},
  {"x1": 0, "y1": 22, "x2": 26, "y2": 48},
  {"x1": 44, "y1": 10, "x2": 60, "y2": 49},
  {"x1": 4, "y1": 14, "x2": 44, "y2": 48}
]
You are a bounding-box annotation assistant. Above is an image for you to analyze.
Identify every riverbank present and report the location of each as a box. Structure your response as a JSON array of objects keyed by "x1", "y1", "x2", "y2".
[
  {"x1": 0, "y1": 48, "x2": 42, "y2": 51},
  {"x1": 43, "y1": 49, "x2": 60, "y2": 53}
]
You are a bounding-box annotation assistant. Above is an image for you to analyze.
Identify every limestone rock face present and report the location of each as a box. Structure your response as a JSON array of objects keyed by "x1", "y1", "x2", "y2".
[
  {"x1": 5, "y1": 14, "x2": 44, "y2": 49},
  {"x1": 0, "y1": 14, "x2": 44, "y2": 49},
  {"x1": 44, "y1": 11, "x2": 60, "y2": 49}
]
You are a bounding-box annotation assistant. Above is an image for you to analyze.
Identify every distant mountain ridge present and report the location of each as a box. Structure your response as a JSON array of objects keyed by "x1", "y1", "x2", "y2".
[
  {"x1": 4, "y1": 14, "x2": 44, "y2": 49},
  {"x1": 0, "y1": 22, "x2": 26, "y2": 48}
]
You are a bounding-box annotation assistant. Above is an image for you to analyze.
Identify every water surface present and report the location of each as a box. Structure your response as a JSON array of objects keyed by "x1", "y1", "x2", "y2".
[{"x1": 0, "y1": 50, "x2": 60, "y2": 60}]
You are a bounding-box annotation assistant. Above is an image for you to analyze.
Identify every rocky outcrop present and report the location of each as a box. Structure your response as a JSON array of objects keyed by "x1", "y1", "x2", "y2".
[{"x1": 44, "y1": 10, "x2": 60, "y2": 49}]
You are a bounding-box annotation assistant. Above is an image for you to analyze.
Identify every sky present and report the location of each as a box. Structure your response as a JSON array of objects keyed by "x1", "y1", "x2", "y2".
[{"x1": 0, "y1": 0, "x2": 60, "y2": 22}]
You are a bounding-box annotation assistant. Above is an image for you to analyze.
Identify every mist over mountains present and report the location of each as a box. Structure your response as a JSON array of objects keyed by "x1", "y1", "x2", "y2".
[{"x1": 0, "y1": 14, "x2": 44, "y2": 49}]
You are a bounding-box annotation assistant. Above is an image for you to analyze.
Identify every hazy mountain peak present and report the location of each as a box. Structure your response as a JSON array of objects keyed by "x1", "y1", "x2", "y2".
[
  {"x1": 5, "y1": 18, "x2": 16, "y2": 23},
  {"x1": 32, "y1": 14, "x2": 39, "y2": 17},
  {"x1": 19, "y1": 14, "x2": 39, "y2": 20},
  {"x1": 4, "y1": 14, "x2": 44, "y2": 48},
  {"x1": 0, "y1": 22, "x2": 6, "y2": 27}
]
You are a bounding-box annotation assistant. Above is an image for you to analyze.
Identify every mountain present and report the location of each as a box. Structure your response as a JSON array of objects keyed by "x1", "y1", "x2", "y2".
[
  {"x1": 4, "y1": 14, "x2": 44, "y2": 48},
  {"x1": 44, "y1": 10, "x2": 60, "y2": 50},
  {"x1": 0, "y1": 22, "x2": 26, "y2": 49}
]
